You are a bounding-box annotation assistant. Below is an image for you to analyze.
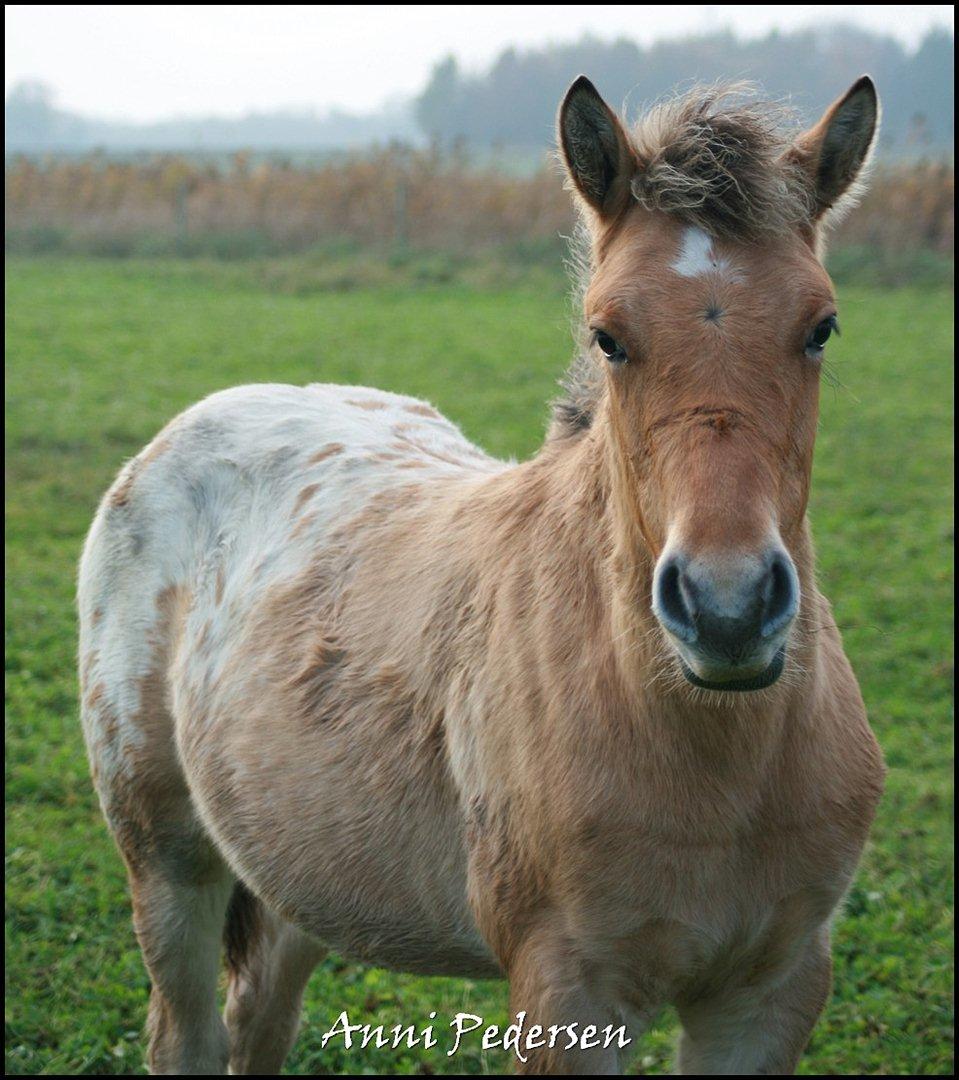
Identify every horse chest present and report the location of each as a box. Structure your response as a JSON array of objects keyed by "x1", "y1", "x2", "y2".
[
  {"x1": 602, "y1": 880, "x2": 834, "y2": 1010},
  {"x1": 467, "y1": 763, "x2": 851, "y2": 995},
  {"x1": 554, "y1": 821, "x2": 844, "y2": 1006}
]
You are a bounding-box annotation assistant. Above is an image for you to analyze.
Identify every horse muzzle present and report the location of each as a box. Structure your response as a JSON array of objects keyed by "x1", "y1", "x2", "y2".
[{"x1": 652, "y1": 543, "x2": 799, "y2": 692}]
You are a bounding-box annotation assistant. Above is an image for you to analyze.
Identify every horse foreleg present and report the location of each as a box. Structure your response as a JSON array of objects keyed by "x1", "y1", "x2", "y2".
[
  {"x1": 676, "y1": 932, "x2": 833, "y2": 1075},
  {"x1": 506, "y1": 936, "x2": 624, "y2": 1074}
]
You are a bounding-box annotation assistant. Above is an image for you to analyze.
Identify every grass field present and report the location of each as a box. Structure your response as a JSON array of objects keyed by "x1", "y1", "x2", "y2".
[{"x1": 5, "y1": 256, "x2": 954, "y2": 1075}]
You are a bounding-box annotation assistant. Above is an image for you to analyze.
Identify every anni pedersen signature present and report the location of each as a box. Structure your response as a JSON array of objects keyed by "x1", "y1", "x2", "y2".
[{"x1": 320, "y1": 1010, "x2": 632, "y2": 1062}]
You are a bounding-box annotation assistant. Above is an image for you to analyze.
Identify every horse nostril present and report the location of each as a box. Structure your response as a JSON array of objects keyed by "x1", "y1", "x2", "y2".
[
  {"x1": 761, "y1": 552, "x2": 799, "y2": 638},
  {"x1": 654, "y1": 556, "x2": 698, "y2": 643}
]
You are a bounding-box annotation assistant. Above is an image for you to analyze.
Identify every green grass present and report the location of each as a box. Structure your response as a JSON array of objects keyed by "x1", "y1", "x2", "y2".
[{"x1": 5, "y1": 257, "x2": 954, "y2": 1075}]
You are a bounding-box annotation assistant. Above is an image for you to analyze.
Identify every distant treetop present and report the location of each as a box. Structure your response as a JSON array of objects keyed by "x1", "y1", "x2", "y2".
[{"x1": 415, "y1": 25, "x2": 954, "y2": 159}]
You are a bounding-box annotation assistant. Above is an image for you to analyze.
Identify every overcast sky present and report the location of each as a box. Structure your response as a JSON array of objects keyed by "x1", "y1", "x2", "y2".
[{"x1": 6, "y1": 5, "x2": 955, "y2": 121}]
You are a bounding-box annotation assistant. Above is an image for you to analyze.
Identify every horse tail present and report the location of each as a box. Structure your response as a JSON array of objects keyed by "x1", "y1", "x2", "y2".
[{"x1": 223, "y1": 880, "x2": 263, "y2": 978}]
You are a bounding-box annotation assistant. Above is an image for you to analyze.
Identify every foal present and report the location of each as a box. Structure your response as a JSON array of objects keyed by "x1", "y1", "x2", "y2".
[{"x1": 79, "y1": 77, "x2": 884, "y2": 1074}]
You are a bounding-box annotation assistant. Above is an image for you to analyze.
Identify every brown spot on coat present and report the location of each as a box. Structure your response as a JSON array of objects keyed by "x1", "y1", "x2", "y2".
[
  {"x1": 85, "y1": 681, "x2": 107, "y2": 711},
  {"x1": 109, "y1": 463, "x2": 139, "y2": 509},
  {"x1": 308, "y1": 443, "x2": 345, "y2": 465},
  {"x1": 292, "y1": 483, "x2": 321, "y2": 516},
  {"x1": 108, "y1": 434, "x2": 175, "y2": 509},
  {"x1": 405, "y1": 403, "x2": 441, "y2": 419},
  {"x1": 291, "y1": 512, "x2": 318, "y2": 539},
  {"x1": 140, "y1": 435, "x2": 172, "y2": 467}
]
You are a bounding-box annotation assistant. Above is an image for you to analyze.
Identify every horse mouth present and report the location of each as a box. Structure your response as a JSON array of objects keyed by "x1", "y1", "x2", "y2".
[{"x1": 679, "y1": 645, "x2": 786, "y2": 692}]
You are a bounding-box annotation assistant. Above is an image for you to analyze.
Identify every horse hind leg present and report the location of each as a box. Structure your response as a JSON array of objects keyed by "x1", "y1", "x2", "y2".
[
  {"x1": 133, "y1": 846, "x2": 234, "y2": 1074},
  {"x1": 81, "y1": 624, "x2": 233, "y2": 1071},
  {"x1": 93, "y1": 714, "x2": 234, "y2": 1074},
  {"x1": 223, "y1": 883, "x2": 328, "y2": 1074}
]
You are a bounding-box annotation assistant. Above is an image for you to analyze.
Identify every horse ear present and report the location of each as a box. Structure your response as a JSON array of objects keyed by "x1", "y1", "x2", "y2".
[
  {"x1": 789, "y1": 75, "x2": 879, "y2": 220},
  {"x1": 558, "y1": 76, "x2": 635, "y2": 216}
]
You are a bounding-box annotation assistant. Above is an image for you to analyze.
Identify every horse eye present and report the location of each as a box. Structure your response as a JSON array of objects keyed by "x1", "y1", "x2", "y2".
[
  {"x1": 595, "y1": 331, "x2": 626, "y2": 362},
  {"x1": 805, "y1": 315, "x2": 839, "y2": 357}
]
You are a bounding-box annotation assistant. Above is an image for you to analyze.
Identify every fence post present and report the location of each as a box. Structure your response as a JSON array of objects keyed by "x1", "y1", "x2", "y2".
[
  {"x1": 174, "y1": 179, "x2": 189, "y2": 249},
  {"x1": 394, "y1": 176, "x2": 408, "y2": 252}
]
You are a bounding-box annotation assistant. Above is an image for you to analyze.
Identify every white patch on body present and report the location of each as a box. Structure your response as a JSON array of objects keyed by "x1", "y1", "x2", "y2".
[
  {"x1": 78, "y1": 383, "x2": 506, "y2": 791},
  {"x1": 671, "y1": 226, "x2": 739, "y2": 280}
]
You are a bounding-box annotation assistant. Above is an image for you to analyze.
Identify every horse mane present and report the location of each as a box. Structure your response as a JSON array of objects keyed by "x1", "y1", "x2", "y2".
[{"x1": 550, "y1": 83, "x2": 814, "y2": 442}]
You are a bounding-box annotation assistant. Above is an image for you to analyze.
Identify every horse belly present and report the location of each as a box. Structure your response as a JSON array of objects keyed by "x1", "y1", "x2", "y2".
[
  {"x1": 187, "y1": 700, "x2": 499, "y2": 976},
  {"x1": 174, "y1": 574, "x2": 500, "y2": 980},
  {"x1": 276, "y1": 781, "x2": 501, "y2": 979}
]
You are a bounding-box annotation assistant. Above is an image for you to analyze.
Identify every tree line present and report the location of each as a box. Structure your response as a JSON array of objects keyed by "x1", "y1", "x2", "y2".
[
  {"x1": 415, "y1": 25, "x2": 954, "y2": 157},
  {"x1": 5, "y1": 24, "x2": 953, "y2": 158}
]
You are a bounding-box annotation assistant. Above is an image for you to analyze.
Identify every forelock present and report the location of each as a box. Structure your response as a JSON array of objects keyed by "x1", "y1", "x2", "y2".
[{"x1": 628, "y1": 82, "x2": 814, "y2": 241}]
